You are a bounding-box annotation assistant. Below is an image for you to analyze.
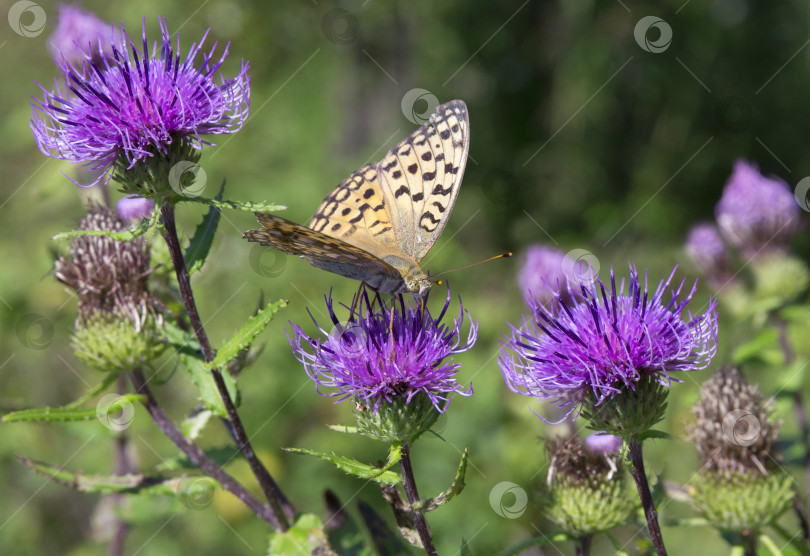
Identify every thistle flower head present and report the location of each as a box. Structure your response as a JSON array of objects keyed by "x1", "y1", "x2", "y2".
[
  {"x1": 517, "y1": 245, "x2": 571, "y2": 306},
  {"x1": 47, "y1": 5, "x2": 115, "y2": 65},
  {"x1": 686, "y1": 367, "x2": 781, "y2": 476},
  {"x1": 687, "y1": 368, "x2": 793, "y2": 533},
  {"x1": 290, "y1": 288, "x2": 476, "y2": 415},
  {"x1": 686, "y1": 223, "x2": 732, "y2": 287},
  {"x1": 715, "y1": 160, "x2": 800, "y2": 256},
  {"x1": 54, "y1": 202, "x2": 152, "y2": 318},
  {"x1": 539, "y1": 434, "x2": 635, "y2": 535},
  {"x1": 31, "y1": 17, "x2": 250, "y2": 191},
  {"x1": 499, "y1": 265, "x2": 718, "y2": 422}
]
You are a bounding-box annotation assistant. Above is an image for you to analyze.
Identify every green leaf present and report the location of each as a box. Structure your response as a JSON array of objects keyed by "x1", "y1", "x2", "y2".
[
  {"x1": 3, "y1": 394, "x2": 144, "y2": 423},
  {"x1": 184, "y1": 180, "x2": 224, "y2": 274},
  {"x1": 157, "y1": 446, "x2": 242, "y2": 471},
  {"x1": 731, "y1": 328, "x2": 781, "y2": 365},
  {"x1": 416, "y1": 446, "x2": 468, "y2": 512},
  {"x1": 268, "y1": 513, "x2": 333, "y2": 556},
  {"x1": 181, "y1": 409, "x2": 214, "y2": 441},
  {"x1": 17, "y1": 456, "x2": 209, "y2": 495},
  {"x1": 284, "y1": 447, "x2": 401, "y2": 485},
  {"x1": 209, "y1": 299, "x2": 287, "y2": 370},
  {"x1": 326, "y1": 424, "x2": 362, "y2": 434},
  {"x1": 184, "y1": 196, "x2": 286, "y2": 213},
  {"x1": 52, "y1": 210, "x2": 154, "y2": 241},
  {"x1": 639, "y1": 429, "x2": 672, "y2": 442},
  {"x1": 163, "y1": 322, "x2": 239, "y2": 418}
]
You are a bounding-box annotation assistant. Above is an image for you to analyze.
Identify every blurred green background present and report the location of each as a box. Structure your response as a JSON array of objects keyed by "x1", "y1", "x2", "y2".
[{"x1": 2, "y1": 0, "x2": 810, "y2": 554}]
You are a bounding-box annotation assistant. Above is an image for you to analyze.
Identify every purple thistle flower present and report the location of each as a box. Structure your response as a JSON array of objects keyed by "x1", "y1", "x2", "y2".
[
  {"x1": 30, "y1": 17, "x2": 250, "y2": 188},
  {"x1": 686, "y1": 223, "x2": 733, "y2": 286},
  {"x1": 499, "y1": 265, "x2": 718, "y2": 421},
  {"x1": 290, "y1": 288, "x2": 476, "y2": 413},
  {"x1": 518, "y1": 245, "x2": 571, "y2": 306},
  {"x1": 47, "y1": 5, "x2": 116, "y2": 66},
  {"x1": 715, "y1": 160, "x2": 800, "y2": 256},
  {"x1": 116, "y1": 195, "x2": 154, "y2": 222}
]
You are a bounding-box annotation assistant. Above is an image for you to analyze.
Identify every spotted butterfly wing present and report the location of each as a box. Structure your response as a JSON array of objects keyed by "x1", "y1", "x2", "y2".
[{"x1": 244, "y1": 100, "x2": 470, "y2": 295}]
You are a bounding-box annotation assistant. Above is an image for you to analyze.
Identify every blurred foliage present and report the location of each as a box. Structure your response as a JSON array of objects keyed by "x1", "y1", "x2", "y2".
[{"x1": 2, "y1": 0, "x2": 810, "y2": 554}]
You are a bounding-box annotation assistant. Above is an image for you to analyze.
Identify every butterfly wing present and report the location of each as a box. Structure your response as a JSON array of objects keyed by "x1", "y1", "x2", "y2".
[
  {"x1": 244, "y1": 213, "x2": 402, "y2": 287},
  {"x1": 308, "y1": 163, "x2": 402, "y2": 260},
  {"x1": 377, "y1": 100, "x2": 470, "y2": 262}
]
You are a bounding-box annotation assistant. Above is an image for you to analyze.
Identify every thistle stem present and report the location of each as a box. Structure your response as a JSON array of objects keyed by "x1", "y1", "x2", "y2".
[
  {"x1": 575, "y1": 535, "x2": 592, "y2": 556},
  {"x1": 399, "y1": 442, "x2": 437, "y2": 555},
  {"x1": 159, "y1": 202, "x2": 292, "y2": 530},
  {"x1": 129, "y1": 368, "x2": 283, "y2": 529},
  {"x1": 628, "y1": 438, "x2": 667, "y2": 556},
  {"x1": 774, "y1": 315, "x2": 810, "y2": 538},
  {"x1": 108, "y1": 375, "x2": 132, "y2": 556}
]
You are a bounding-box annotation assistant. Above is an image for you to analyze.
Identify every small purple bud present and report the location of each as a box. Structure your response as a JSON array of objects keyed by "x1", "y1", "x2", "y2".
[
  {"x1": 517, "y1": 245, "x2": 570, "y2": 305},
  {"x1": 584, "y1": 433, "x2": 622, "y2": 455},
  {"x1": 116, "y1": 196, "x2": 154, "y2": 223}
]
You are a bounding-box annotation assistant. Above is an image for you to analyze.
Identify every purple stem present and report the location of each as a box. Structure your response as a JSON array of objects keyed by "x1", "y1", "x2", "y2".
[
  {"x1": 399, "y1": 442, "x2": 437, "y2": 555},
  {"x1": 159, "y1": 202, "x2": 291, "y2": 530},
  {"x1": 129, "y1": 368, "x2": 283, "y2": 528},
  {"x1": 628, "y1": 439, "x2": 668, "y2": 556}
]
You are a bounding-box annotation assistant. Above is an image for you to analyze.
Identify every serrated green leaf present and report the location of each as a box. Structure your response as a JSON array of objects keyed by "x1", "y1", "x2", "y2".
[
  {"x1": 326, "y1": 424, "x2": 361, "y2": 434},
  {"x1": 181, "y1": 409, "x2": 214, "y2": 440},
  {"x1": 52, "y1": 210, "x2": 154, "y2": 241},
  {"x1": 184, "y1": 196, "x2": 286, "y2": 213},
  {"x1": 64, "y1": 373, "x2": 119, "y2": 409},
  {"x1": 639, "y1": 429, "x2": 672, "y2": 442},
  {"x1": 163, "y1": 322, "x2": 240, "y2": 418},
  {"x1": 416, "y1": 446, "x2": 467, "y2": 512},
  {"x1": 284, "y1": 447, "x2": 401, "y2": 485},
  {"x1": 184, "y1": 180, "x2": 224, "y2": 274},
  {"x1": 209, "y1": 300, "x2": 287, "y2": 370},
  {"x1": 3, "y1": 394, "x2": 144, "y2": 423},
  {"x1": 157, "y1": 446, "x2": 242, "y2": 471},
  {"x1": 17, "y1": 456, "x2": 200, "y2": 495},
  {"x1": 268, "y1": 513, "x2": 333, "y2": 556}
]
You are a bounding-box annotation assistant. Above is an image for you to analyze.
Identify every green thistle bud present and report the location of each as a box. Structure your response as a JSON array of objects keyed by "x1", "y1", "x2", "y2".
[
  {"x1": 687, "y1": 368, "x2": 793, "y2": 533},
  {"x1": 690, "y1": 472, "x2": 793, "y2": 533},
  {"x1": 751, "y1": 253, "x2": 810, "y2": 310},
  {"x1": 583, "y1": 375, "x2": 668, "y2": 439},
  {"x1": 72, "y1": 298, "x2": 165, "y2": 373},
  {"x1": 539, "y1": 435, "x2": 636, "y2": 535},
  {"x1": 113, "y1": 141, "x2": 206, "y2": 202},
  {"x1": 353, "y1": 392, "x2": 439, "y2": 443}
]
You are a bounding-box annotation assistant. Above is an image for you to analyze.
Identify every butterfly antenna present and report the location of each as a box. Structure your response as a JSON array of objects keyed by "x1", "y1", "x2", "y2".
[{"x1": 431, "y1": 253, "x2": 512, "y2": 284}]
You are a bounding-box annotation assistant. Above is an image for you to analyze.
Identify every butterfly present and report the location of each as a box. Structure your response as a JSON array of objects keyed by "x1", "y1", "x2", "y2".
[{"x1": 244, "y1": 100, "x2": 469, "y2": 298}]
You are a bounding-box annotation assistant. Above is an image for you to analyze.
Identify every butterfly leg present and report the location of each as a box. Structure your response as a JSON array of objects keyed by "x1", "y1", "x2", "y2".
[{"x1": 348, "y1": 282, "x2": 370, "y2": 321}]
